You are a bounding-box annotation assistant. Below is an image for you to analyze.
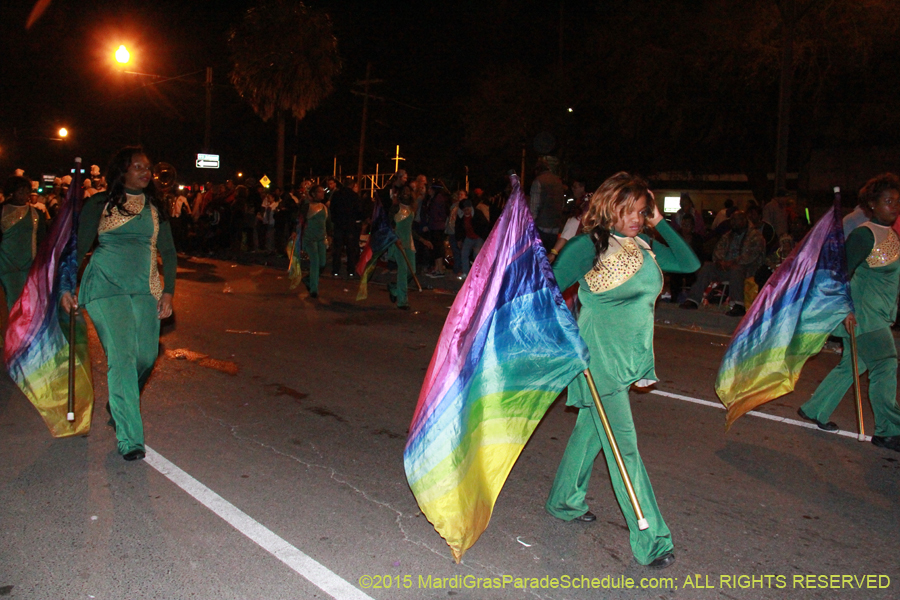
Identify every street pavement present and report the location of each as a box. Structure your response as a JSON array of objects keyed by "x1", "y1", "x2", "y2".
[{"x1": 1, "y1": 256, "x2": 898, "y2": 600}]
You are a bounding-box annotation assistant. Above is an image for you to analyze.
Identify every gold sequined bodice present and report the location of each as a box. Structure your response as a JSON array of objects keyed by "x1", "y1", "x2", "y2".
[
  {"x1": 1, "y1": 204, "x2": 40, "y2": 258},
  {"x1": 1, "y1": 204, "x2": 35, "y2": 233},
  {"x1": 584, "y1": 236, "x2": 647, "y2": 294},
  {"x1": 98, "y1": 193, "x2": 146, "y2": 233},
  {"x1": 866, "y1": 227, "x2": 900, "y2": 268}
]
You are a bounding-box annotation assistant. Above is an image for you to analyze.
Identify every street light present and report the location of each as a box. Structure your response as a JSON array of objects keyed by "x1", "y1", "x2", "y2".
[
  {"x1": 113, "y1": 45, "x2": 213, "y2": 152},
  {"x1": 115, "y1": 45, "x2": 130, "y2": 64},
  {"x1": 58, "y1": 128, "x2": 68, "y2": 138}
]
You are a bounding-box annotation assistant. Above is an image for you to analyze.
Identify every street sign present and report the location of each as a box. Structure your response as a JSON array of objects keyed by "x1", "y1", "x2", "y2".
[
  {"x1": 196, "y1": 153, "x2": 220, "y2": 169},
  {"x1": 260, "y1": 174, "x2": 271, "y2": 188}
]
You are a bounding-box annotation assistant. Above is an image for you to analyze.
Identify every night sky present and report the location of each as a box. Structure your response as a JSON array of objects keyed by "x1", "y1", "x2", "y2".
[
  {"x1": 3, "y1": 1, "x2": 899, "y2": 197},
  {"x1": 1, "y1": 0, "x2": 591, "y2": 190}
]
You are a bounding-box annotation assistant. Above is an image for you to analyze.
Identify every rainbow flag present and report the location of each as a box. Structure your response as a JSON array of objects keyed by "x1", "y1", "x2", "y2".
[
  {"x1": 404, "y1": 176, "x2": 589, "y2": 562},
  {"x1": 716, "y1": 202, "x2": 852, "y2": 428},
  {"x1": 355, "y1": 201, "x2": 398, "y2": 300},
  {"x1": 4, "y1": 162, "x2": 94, "y2": 437},
  {"x1": 286, "y1": 221, "x2": 303, "y2": 289}
]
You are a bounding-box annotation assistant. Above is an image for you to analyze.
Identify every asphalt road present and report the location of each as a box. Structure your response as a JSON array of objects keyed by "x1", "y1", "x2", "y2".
[{"x1": 1, "y1": 256, "x2": 898, "y2": 600}]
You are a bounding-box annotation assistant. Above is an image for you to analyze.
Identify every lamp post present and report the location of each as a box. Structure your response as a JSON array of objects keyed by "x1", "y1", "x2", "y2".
[{"x1": 113, "y1": 45, "x2": 213, "y2": 152}]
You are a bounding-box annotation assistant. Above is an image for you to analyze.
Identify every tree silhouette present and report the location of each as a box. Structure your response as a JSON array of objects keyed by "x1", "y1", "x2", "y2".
[{"x1": 229, "y1": 0, "x2": 341, "y2": 188}]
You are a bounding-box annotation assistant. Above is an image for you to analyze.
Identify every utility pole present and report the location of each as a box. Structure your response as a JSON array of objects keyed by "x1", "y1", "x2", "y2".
[
  {"x1": 355, "y1": 63, "x2": 383, "y2": 191},
  {"x1": 774, "y1": 0, "x2": 794, "y2": 196},
  {"x1": 204, "y1": 67, "x2": 212, "y2": 152}
]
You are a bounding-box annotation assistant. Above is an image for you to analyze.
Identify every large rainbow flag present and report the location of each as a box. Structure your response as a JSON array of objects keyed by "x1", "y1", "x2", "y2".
[
  {"x1": 716, "y1": 201, "x2": 852, "y2": 428},
  {"x1": 404, "y1": 176, "x2": 589, "y2": 562},
  {"x1": 4, "y1": 162, "x2": 94, "y2": 437},
  {"x1": 286, "y1": 220, "x2": 303, "y2": 289},
  {"x1": 355, "y1": 200, "x2": 398, "y2": 300}
]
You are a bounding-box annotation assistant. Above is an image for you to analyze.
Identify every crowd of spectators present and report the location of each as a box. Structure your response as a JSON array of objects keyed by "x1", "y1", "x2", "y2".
[
  {"x1": 673, "y1": 191, "x2": 810, "y2": 316},
  {"x1": 0, "y1": 161, "x2": 827, "y2": 311}
]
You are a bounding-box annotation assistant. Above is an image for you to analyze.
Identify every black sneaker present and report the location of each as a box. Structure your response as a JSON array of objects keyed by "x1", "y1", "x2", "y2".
[
  {"x1": 797, "y1": 407, "x2": 838, "y2": 431},
  {"x1": 872, "y1": 435, "x2": 900, "y2": 452},
  {"x1": 123, "y1": 449, "x2": 146, "y2": 461},
  {"x1": 726, "y1": 304, "x2": 746, "y2": 317},
  {"x1": 648, "y1": 553, "x2": 676, "y2": 569}
]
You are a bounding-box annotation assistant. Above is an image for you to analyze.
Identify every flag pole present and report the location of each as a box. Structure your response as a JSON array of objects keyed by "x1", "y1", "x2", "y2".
[
  {"x1": 66, "y1": 307, "x2": 77, "y2": 422},
  {"x1": 66, "y1": 156, "x2": 83, "y2": 423},
  {"x1": 394, "y1": 240, "x2": 422, "y2": 292},
  {"x1": 582, "y1": 369, "x2": 649, "y2": 530},
  {"x1": 849, "y1": 328, "x2": 865, "y2": 441}
]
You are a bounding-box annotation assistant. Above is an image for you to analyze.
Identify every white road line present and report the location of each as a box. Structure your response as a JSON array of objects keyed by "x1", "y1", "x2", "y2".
[
  {"x1": 655, "y1": 322, "x2": 733, "y2": 338},
  {"x1": 144, "y1": 447, "x2": 375, "y2": 600},
  {"x1": 139, "y1": 386, "x2": 866, "y2": 600},
  {"x1": 649, "y1": 389, "x2": 872, "y2": 442}
]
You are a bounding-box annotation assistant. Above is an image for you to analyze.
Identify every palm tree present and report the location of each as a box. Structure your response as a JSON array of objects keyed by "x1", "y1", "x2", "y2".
[{"x1": 229, "y1": 0, "x2": 341, "y2": 188}]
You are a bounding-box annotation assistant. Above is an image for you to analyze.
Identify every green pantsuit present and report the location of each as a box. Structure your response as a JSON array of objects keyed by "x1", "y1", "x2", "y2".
[
  {"x1": 388, "y1": 205, "x2": 415, "y2": 308},
  {"x1": 800, "y1": 220, "x2": 900, "y2": 437},
  {"x1": 85, "y1": 294, "x2": 160, "y2": 453},
  {"x1": 0, "y1": 204, "x2": 46, "y2": 310},
  {"x1": 302, "y1": 204, "x2": 329, "y2": 295},
  {"x1": 546, "y1": 220, "x2": 699, "y2": 565},
  {"x1": 70, "y1": 191, "x2": 177, "y2": 456},
  {"x1": 801, "y1": 329, "x2": 900, "y2": 436}
]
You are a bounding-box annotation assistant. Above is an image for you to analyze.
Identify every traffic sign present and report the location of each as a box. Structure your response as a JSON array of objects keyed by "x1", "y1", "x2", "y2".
[
  {"x1": 196, "y1": 153, "x2": 220, "y2": 169},
  {"x1": 260, "y1": 175, "x2": 271, "y2": 188}
]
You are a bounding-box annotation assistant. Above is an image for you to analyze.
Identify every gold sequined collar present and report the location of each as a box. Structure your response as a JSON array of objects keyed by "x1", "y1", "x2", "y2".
[
  {"x1": 98, "y1": 193, "x2": 146, "y2": 234},
  {"x1": 583, "y1": 235, "x2": 650, "y2": 294},
  {"x1": 1, "y1": 204, "x2": 36, "y2": 234},
  {"x1": 863, "y1": 222, "x2": 900, "y2": 268},
  {"x1": 397, "y1": 204, "x2": 413, "y2": 220}
]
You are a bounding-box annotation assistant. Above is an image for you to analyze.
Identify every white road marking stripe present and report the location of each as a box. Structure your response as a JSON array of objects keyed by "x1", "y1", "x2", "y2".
[
  {"x1": 655, "y1": 322, "x2": 733, "y2": 338},
  {"x1": 649, "y1": 389, "x2": 872, "y2": 441},
  {"x1": 144, "y1": 447, "x2": 375, "y2": 600}
]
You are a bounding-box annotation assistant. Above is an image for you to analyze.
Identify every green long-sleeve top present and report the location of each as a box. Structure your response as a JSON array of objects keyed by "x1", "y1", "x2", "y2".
[
  {"x1": 73, "y1": 191, "x2": 177, "y2": 303},
  {"x1": 553, "y1": 219, "x2": 700, "y2": 405},
  {"x1": 553, "y1": 219, "x2": 700, "y2": 289},
  {"x1": 841, "y1": 219, "x2": 900, "y2": 336}
]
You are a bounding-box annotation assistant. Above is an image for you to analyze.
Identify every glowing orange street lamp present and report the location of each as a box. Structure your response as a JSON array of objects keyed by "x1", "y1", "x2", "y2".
[
  {"x1": 113, "y1": 45, "x2": 213, "y2": 152},
  {"x1": 115, "y1": 45, "x2": 130, "y2": 64},
  {"x1": 58, "y1": 127, "x2": 68, "y2": 138}
]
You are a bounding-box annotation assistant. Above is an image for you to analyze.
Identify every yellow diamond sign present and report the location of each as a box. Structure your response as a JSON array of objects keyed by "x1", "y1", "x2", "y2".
[{"x1": 260, "y1": 174, "x2": 271, "y2": 188}]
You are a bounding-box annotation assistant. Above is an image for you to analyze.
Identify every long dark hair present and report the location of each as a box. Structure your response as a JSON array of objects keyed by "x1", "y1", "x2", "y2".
[{"x1": 104, "y1": 146, "x2": 167, "y2": 221}]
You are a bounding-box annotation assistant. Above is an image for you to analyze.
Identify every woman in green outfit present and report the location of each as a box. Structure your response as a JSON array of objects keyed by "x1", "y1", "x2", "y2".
[
  {"x1": 387, "y1": 187, "x2": 415, "y2": 310},
  {"x1": 302, "y1": 184, "x2": 331, "y2": 298},
  {"x1": 1, "y1": 176, "x2": 47, "y2": 311},
  {"x1": 798, "y1": 173, "x2": 900, "y2": 452},
  {"x1": 546, "y1": 172, "x2": 699, "y2": 569},
  {"x1": 61, "y1": 147, "x2": 177, "y2": 461}
]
